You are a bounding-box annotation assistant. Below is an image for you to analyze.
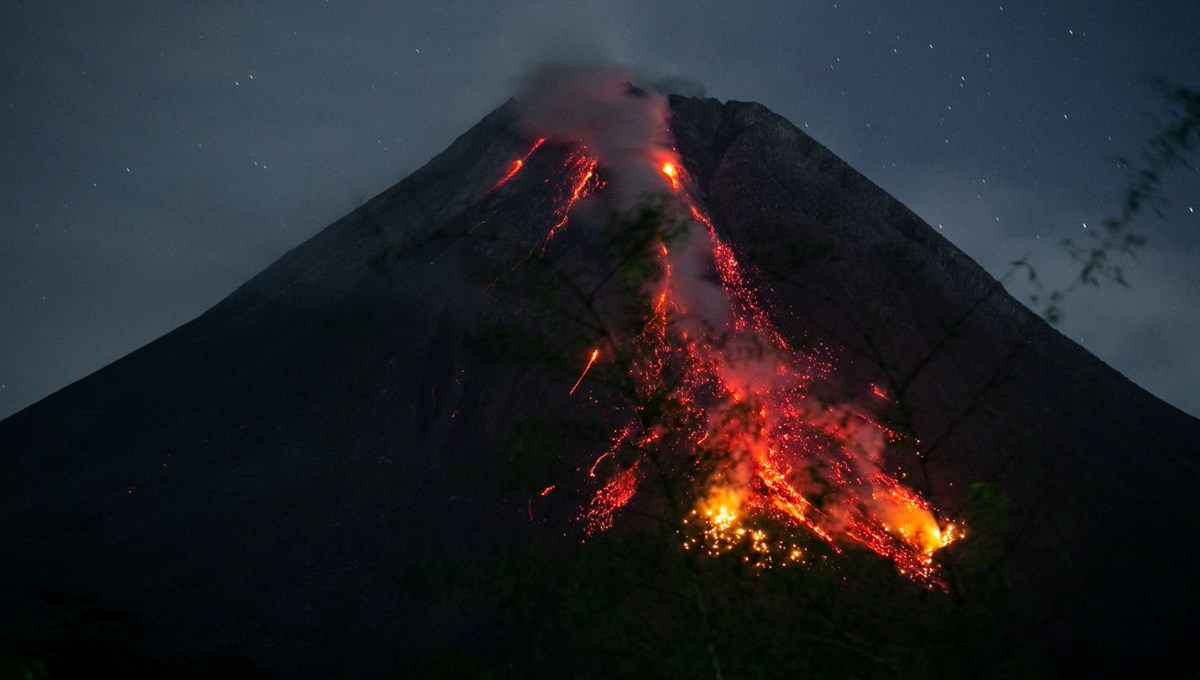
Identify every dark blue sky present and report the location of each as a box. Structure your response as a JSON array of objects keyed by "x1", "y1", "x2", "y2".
[{"x1": 2, "y1": 0, "x2": 1197, "y2": 419}]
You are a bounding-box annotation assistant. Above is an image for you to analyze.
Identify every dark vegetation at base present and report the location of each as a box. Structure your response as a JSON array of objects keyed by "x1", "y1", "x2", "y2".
[
  {"x1": 0, "y1": 586, "x2": 269, "y2": 679},
  {"x1": 397, "y1": 485, "x2": 1032, "y2": 679}
]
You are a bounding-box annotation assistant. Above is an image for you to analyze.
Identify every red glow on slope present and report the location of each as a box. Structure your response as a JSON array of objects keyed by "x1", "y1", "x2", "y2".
[
  {"x1": 527, "y1": 140, "x2": 960, "y2": 587},
  {"x1": 675, "y1": 160, "x2": 959, "y2": 585},
  {"x1": 569, "y1": 348, "x2": 601, "y2": 396},
  {"x1": 581, "y1": 461, "x2": 640, "y2": 536},
  {"x1": 491, "y1": 138, "x2": 546, "y2": 191},
  {"x1": 546, "y1": 153, "x2": 602, "y2": 243},
  {"x1": 660, "y1": 161, "x2": 681, "y2": 190}
]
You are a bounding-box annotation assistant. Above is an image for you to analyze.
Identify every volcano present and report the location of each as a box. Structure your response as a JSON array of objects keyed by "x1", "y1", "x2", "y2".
[{"x1": 2, "y1": 74, "x2": 1198, "y2": 678}]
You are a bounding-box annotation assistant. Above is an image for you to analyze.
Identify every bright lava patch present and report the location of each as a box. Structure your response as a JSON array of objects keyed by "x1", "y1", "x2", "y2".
[{"x1": 502, "y1": 137, "x2": 962, "y2": 588}]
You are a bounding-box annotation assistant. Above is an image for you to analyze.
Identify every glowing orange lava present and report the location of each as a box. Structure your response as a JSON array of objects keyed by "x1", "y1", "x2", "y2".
[
  {"x1": 491, "y1": 137, "x2": 546, "y2": 191},
  {"x1": 581, "y1": 461, "x2": 640, "y2": 536},
  {"x1": 660, "y1": 161, "x2": 681, "y2": 190},
  {"x1": 569, "y1": 348, "x2": 601, "y2": 396},
  {"x1": 546, "y1": 153, "x2": 601, "y2": 243},
  {"x1": 534, "y1": 142, "x2": 961, "y2": 587}
]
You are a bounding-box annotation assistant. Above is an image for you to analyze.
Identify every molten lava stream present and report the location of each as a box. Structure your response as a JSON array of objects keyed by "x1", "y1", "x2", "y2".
[
  {"x1": 545, "y1": 153, "x2": 600, "y2": 243},
  {"x1": 568, "y1": 348, "x2": 600, "y2": 396},
  {"x1": 490, "y1": 137, "x2": 546, "y2": 192},
  {"x1": 570, "y1": 152, "x2": 960, "y2": 588}
]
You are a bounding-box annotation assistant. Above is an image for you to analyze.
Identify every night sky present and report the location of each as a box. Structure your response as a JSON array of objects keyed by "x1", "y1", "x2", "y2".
[{"x1": 2, "y1": 0, "x2": 1197, "y2": 420}]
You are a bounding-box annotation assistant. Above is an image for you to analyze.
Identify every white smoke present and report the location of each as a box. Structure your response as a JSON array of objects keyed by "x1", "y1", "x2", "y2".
[
  {"x1": 515, "y1": 63, "x2": 731, "y2": 332},
  {"x1": 514, "y1": 63, "x2": 677, "y2": 207}
]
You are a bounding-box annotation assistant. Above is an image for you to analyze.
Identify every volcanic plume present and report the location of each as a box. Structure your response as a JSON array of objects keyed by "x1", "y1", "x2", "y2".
[{"x1": 1, "y1": 67, "x2": 1197, "y2": 678}]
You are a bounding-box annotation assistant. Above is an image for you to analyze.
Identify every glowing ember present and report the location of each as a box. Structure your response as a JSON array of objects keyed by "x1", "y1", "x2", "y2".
[
  {"x1": 581, "y1": 462, "x2": 640, "y2": 537},
  {"x1": 546, "y1": 153, "x2": 601, "y2": 243},
  {"x1": 530, "y1": 138, "x2": 961, "y2": 587},
  {"x1": 660, "y1": 161, "x2": 681, "y2": 190},
  {"x1": 568, "y1": 348, "x2": 601, "y2": 396},
  {"x1": 871, "y1": 383, "x2": 894, "y2": 402},
  {"x1": 491, "y1": 137, "x2": 546, "y2": 191}
]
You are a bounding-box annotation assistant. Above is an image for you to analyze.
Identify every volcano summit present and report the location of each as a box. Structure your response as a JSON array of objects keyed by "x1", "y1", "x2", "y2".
[{"x1": 2, "y1": 70, "x2": 1197, "y2": 678}]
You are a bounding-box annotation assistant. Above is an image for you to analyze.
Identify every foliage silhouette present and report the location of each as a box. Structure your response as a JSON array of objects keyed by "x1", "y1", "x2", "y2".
[{"x1": 1016, "y1": 81, "x2": 1198, "y2": 324}]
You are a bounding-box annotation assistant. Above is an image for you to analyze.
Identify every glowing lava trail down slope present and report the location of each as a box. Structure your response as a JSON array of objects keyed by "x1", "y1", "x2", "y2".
[{"x1": 502, "y1": 76, "x2": 961, "y2": 588}]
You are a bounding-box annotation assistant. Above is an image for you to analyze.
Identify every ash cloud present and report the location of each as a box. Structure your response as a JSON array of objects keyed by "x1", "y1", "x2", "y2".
[
  {"x1": 634, "y1": 63, "x2": 706, "y2": 98},
  {"x1": 514, "y1": 63, "x2": 728, "y2": 330},
  {"x1": 514, "y1": 63, "x2": 677, "y2": 206}
]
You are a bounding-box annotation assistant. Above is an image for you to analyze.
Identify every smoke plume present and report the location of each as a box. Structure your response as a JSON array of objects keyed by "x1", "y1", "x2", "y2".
[{"x1": 515, "y1": 64, "x2": 677, "y2": 206}]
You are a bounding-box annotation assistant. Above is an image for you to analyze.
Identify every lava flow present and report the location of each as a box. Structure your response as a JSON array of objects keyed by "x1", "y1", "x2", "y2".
[
  {"x1": 546, "y1": 152, "x2": 601, "y2": 242},
  {"x1": 505, "y1": 137, "x2": 961, "y2": 588},
  {"x1": 568, "y1": 348, "x2": 601, "y2": 396},
  {"x1": 490, "y1": 137, "x2": 545, "y2": 191}
]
